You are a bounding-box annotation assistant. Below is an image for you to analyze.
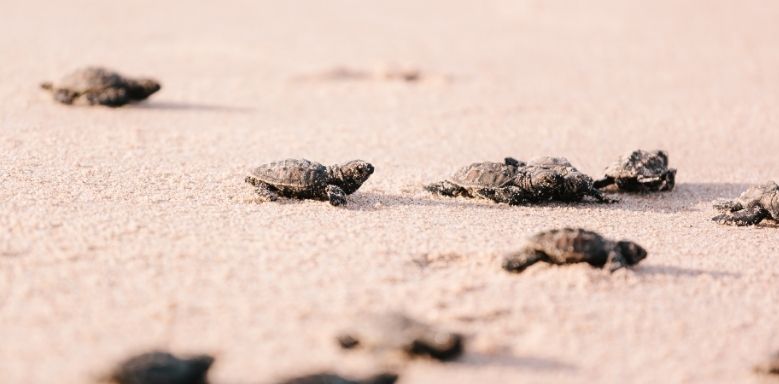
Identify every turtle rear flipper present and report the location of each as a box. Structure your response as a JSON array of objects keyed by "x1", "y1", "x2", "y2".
[{"x1": 712, "y1": 207, "x2": 769, "y2": 226}]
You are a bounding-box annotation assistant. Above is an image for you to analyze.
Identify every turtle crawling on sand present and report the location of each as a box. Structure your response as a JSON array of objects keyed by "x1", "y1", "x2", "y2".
[
  {"x1": 41, "y1": 67, "x2": 160, "y2": 107},
  {"x1": 425, "y1": 156, "x2": 611, "y2": 205},
  {"x1": 106, "y1": 351, "x2": 214, "y2": 384},
  {"x1": 337, "y1": 312, "x2": 464, "y2": 362},
  {"x1": 712, "y1": 181, "x2": 779, "y2": 226},
  {"x1": 502, "y1": 228, "x2": 647, "y2": 273},
  {"x1": 593, "y1": 149, "x2": 676, "y2": 192},
  {"x1": 276, "y1": 372, "x2": 398, "y2": 384},
  {"x1": 245, "y1": 159, "x2": 374, "y2": 206}
]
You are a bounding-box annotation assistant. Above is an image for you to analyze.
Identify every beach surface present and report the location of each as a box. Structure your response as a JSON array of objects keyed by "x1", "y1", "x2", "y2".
[{"x1": 1, "y1": 0, "x2": 778, "y2": 383}]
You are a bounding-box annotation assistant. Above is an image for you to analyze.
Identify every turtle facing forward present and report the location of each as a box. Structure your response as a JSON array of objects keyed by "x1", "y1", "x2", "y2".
[
  {"x1": 502, "y1": 228, "x2": 647, "y2": 273},
  {"x1": 593, "y1": 149, "x2": 676, "y2": 192},
  {"x1": 337, "y1": 312, "x2": 464, "y2": 362},
  {"x1": 41, "y1": 67, "x2": 160, "y2": 107},
  {"x1": 712, "y1": 181, "x2": 779, "y2": 226},
  {"x1": 425, "y1": 157, "x2": 611, "y2": 205},
  {"x1": 106, "y1": 351, "x2": 214, "y2": 384},
  {"x1": 245, "y1": 159, "x2": 374, "y2": 206}
]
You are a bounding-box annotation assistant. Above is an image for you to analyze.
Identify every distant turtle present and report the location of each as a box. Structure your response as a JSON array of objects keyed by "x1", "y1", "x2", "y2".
[
  {"x1": 41, "y1": 67, "x2": 160, "y2": 107},
  {"x1": 712, "y1": 181, "x2": 779, "y2": 226},
  {"x1": 593, "y1": 150, "x2": 676, "y2": 192},
  {"x1": 502, "y1": 228, "x2": 647, "y2": 273},
  {"x1": 245, "y1": 159, "x2": 374, "y2": 206},
  {"x1": 106, "y1": 351, "x2": 214, "y2": 384},
  {"x1": 754, "y1": 350, "x2": 779, "y2": 375},
  {"x1": 337, "y1": 312, "x2": 464, "y2": 362},
  {"x1": 425, "y1": 157, "x2": 611, "y2": 205},
  {"x1": 276, "y1": 372, "x2": 398, "y2": 384}
]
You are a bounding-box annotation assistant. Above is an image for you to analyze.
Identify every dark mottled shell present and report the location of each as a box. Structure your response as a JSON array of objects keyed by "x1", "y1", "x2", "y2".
[
  {"x1": 737, "y1": 181, "x2": 779, "y2": 216},
  {"x1": 109, "y1": 351, "x2": 214, "y2": 384},
  {"x1": 248, "y1": 159, "x2": 328, "y2": 189},
  {"x1": 524, "y1": 228, "x2": 609, "y2": 264},
  {"x1": 55, "y1": 67, "x2": 126, "y2": 92},
  {"x1": 604, "y1": 150, "x2": 669, "y2": 178},
  {"x1": 448, "y1": 162, "x2": 516, "y2": 188}
]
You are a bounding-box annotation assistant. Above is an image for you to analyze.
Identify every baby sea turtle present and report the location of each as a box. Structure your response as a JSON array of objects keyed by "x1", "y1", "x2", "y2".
[
  {"x1": 105, "y1": 351, "x2": 214, "y2": 384},
  {"x1": 245, "y1": 159, "x2": 374, "y2": 206},
  {"x1": 593, "y1": 150, "x2": 676, "y2": 192},
  {"x1": 41, "y1": 67, "x2": 161, "y2": 107},
  {"x1": 502, "y1": 228, "x2": 647, "y2": 273},
  {"x1": 425, "y1": 157, "x2": 611, "y2": 205},
  {"x1": 276, "y1": 372, "x2": 398, "y2": 384},
  {"x1": 337, "y1": 312, "x2": 464, "y2": 362},
  {"x1": 754, "y1": 350, "x2": 779, "y2": 375},
  {"x1": 712, "y1": 181, "x2": 779, "y2": 226}
]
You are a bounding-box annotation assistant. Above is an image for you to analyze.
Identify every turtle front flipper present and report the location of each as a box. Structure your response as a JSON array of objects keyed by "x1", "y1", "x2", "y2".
[
  {"x1": 52, "y1": 88, "x2": 79, "y2": 105},
  {"x1": 425, "y1": 180, "x2": 465, "y2": 197},
  {"x1": 592, "y1": 176, "x2": 615, "y2": 189},
  {"x1": 587, "y1": 187, "x2": 617, "y2": 204},
  {"x1": 325, "y1": 185, "x2": 347, "y2": 206},
  {"x1": 502, "y1": 249, "x2": 547, "y2": 273},
  {"x1": 85, "y1": 88, "x2": 131, "y2": 107},
  {"x1": 712, "y1": 206, "x2": 769, "y2": 226}
]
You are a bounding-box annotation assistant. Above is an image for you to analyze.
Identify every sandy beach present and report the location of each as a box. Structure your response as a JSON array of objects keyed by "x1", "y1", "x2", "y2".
[{"x1": 1, "y1": 0, "x2": 779, "y2": 382}]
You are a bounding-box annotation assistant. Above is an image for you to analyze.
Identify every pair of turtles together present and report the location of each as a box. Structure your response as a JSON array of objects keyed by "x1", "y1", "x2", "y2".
[
  {"x1": 106, "y1": 313, "x2": 462, "y2": 384},
  {"x1": 244, "y1": 150, "x2": 676, "y2": 207},
  {"x1": 426, "y1": 150, "x2": 676, "y2": 205}
]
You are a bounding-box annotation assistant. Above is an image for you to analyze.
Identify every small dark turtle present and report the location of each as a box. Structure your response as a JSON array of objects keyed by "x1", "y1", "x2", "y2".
[
  {"x1": 754, "y1": 350, "x2": 779, "y2": 375},
  {"x1": 712, "y1": 181, "x2": 779, "y2": 226},
  {"x1": 41, "y1": 67, "x2": 160, "y2": 107},
  {"x1": 593, "y1": 150, "x2": 677, "y2": 192},
  {"x1": 502, "y1": 228, "x2": 647, "y2": 273},
  {"x1": 425, "y1": 156, "x2": 611, "y2": 205},
  {"x1": 337, "y1": 312, "x2": 464, "y2": 362},
  {"x1": 276, "y1": 372, "x2": 398, "y2": 384},
  {"x1": 105, "y1": 351, "x2": 214, "y2": 384},
  {"x1": 245, "y1": 159, "x2": 374, "y2": 206}
]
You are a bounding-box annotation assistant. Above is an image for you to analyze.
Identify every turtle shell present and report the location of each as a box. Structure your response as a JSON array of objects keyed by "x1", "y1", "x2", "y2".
[
  {"x1": 248, "y1": 159, "x2": 329, "y2": 189},
  {"x1": 448, "y1": 162, "x2": 516, "y2": 188},
  {"x1": 524, "y1": 228, "x2": 610, "y2": 264},
  {"x1": 55, "y1": 67, "x2": 126, "y2": 92},
  {"x1": 604, "y1": 150, "x2": 669, "y2": 178},
  {"x1": 527, "y1": 156, "x2": 573, "y2": 168}
]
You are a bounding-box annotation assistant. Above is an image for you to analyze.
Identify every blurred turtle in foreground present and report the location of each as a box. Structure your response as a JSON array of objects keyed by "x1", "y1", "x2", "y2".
[
  {"x1": 105, "y1": 350, "x2": 213, "y2": 384},
  {"x1": 275, "y1": 372, "x2": 398, "y2": 384}
]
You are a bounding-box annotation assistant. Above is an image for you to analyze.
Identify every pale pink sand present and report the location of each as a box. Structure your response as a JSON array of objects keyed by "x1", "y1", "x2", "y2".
[{"x1": 1, "y1": 0, "x2": 779, "y2": 383}]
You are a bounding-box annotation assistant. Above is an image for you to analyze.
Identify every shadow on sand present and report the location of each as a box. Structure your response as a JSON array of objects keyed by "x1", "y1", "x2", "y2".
[
  {"x1": 134, "y1": 100, "x2": 255, "y2": 113},
  {"x1": 459, "y1": 351, "x2": 578, "y2": 372},
  {"x1": 634, "y1": 264, "x2": 741, "y2": 278},
  {"x1": 348, "y1": 182, "x2": 751, "y2": 213}
]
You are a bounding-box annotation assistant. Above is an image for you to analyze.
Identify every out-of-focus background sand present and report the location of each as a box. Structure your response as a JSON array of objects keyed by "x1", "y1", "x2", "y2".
[{"x1": 1, "y1": 0, "x2": 778, "y2": 383}]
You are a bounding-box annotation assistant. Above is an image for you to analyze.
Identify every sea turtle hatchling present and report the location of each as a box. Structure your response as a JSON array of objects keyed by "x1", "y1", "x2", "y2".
[
  {"x1": 275, "y1": 372, "x2": 398, "y2": 384},
  {"x1": 41, "y1": 66, "x2": 161, "y2": 107},
  {"x1": 245, "y1": 159, "x2": 374, "y2": 206},
  {"x1": 104, "y1": 351, "x2": 214, "y2": 384},
  {"x1": 712, "y1": 181, "x2": 779, "y2": 226},
  {"x1": 336, "y1": 312, "x2": 464, "y2": 362},
  {"x1": 502, "y1": 228, "x2": 647, "y2": 273},
  {"x1": 425, "y1": 157, "x2": 611, "y2": 205},
  {"x1": 593, "y1": 149, "x2": 677, "y2": 192}
]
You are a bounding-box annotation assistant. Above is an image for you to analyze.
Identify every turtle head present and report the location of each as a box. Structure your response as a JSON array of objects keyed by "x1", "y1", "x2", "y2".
[
  {"x1": 615, "y1": 240, "x2": 647, "y2": 266},
  {"x1": 330, "y1": 160, "x2": 374, "y2": 194},
  {"x1": 126, "y1": 78, "x2": 161, "y2": 100}
]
